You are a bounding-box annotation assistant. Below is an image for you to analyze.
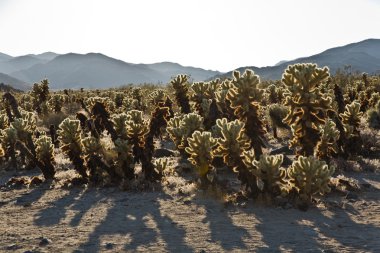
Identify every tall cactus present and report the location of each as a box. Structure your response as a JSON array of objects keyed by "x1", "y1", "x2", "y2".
[
  {"x1": 340, "y1": 101, "x2": 363, "y2": 155},
  {"x1": 282, "y1": 63, "x2": 331, "y2": 156},
  {"x1": 227, "y1": 69, "x2": 266, "y2": 158},
  {"x1": 170, "y1": 74, "x2": 191, "y2": 114},
  {"x1": 58, "y1": 118, "x2": 87, "y2": 179}
]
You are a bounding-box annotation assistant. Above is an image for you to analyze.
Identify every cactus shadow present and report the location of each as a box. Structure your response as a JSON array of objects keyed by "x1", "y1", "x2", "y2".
[
  {"x1": 14, "y1": 181, "x2": 52, "y2": 206},
  {"x1": 34, "y1": 187, "x2": 83, "y2": 226},
  {"x1": 194, "y1": 198, "x2": 250, "y2": 251},
  {"x1": 252, "y1": 203, "x2": 379, "y2": 252},
  {"x1": 78, "y1": 191, "x2": 192, "y2": 252}
]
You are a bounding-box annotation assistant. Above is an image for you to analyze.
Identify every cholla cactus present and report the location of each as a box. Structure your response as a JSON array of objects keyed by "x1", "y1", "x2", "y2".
[
  {"x1": 112, "y1": 113, "x2": 129, "y2": 140},
  {"x1": 123, "y1": 97, "x2": 140, "y2": 111},
  {"x1": 154, "y1": 158, "x2": 169, "y2": 177},
  {"x1": 315, "y1": 120, "x2": 340, "y2": 160},
  {"x1": 215, "y1": 80, "x2": 235, "y2": 120},
  {"x1": 47, "y1": 94, "x2": 65, "y2": 113},
  {"x1": 0, "y1": 127, "x2": 18, "y2": 168},
  {"x1": 368, "y1": 101, "x2": 380, "y2": 129},
  {"x1": 35, "y1": 136, "x2": 55, "y2": 179},
  {"x1": 58, "y1": 118, "x2": 87, "y2": 178},
  {"x1": 82, "y1": 136, "x2": 116, "y2": 183},
  {"x1": 368, "y1": 92, "x2": 380, "y2": 108},
  {"x1": 282, "y1": 63, "x2": 331, "y2": 156},
  {"x1": 214, "y1": 118, "x2": 260, "y2": 192},
  {"x1": 251, "y1": 154, "x2": 286, "y2": 195},
  {"x1": 166, "y1": 116, "x2": 184, "y2": 148},
  {"x1": 340, "y1": 101, "x2": 363, "y2": 133},
  {"x1": 185, "y1": 131, "x2": 217, "y2": 184},
  {"x1": 91, "y1": 101, "x2": 118, "y2": 141},
  {"x1": 149, "y1": 89, "x2": 167, "y2": 106},
  {"x1": 113, "y1": 138, "x2": 134, "y2": 180},
  {"x1": 214, "y1": 118, "x2": 250, "y2": 167},
  {"x1": 31, "y1": 79, "x2": 50, "y2": 114},
  {"x1": 333, "y1": 84, "x2": 346, "y2": 114},
  {"x1": 227, "y1": 69, "x2": 266, "y2": 158},
  {"x1": 170, "y1": 74, "x2": 191, "y2": 114},
  {"x1": 268, "y1": 104, "x2": 289, "y2": 139},
  {"x1": 340, "y1": 101, "x2": 363, "y2": 155},
  {"x1": 126, "y1": 110, "x2": 149, "y2": 148},
  {"x1": 3, "y1": 92, "x2": 22, "y2": 121},
  {"x1": 11, "y1": 111, "x2": 37, "y2": 162},
  {"x1": 288, "y1": 156, "x2": 335, "y2": 201},
  {"x1": 167, "y1": 113, "x2": 204, "y2": 153},
  {"x1": 114, "y1": 92, "x2": 125, "y2": 107}
]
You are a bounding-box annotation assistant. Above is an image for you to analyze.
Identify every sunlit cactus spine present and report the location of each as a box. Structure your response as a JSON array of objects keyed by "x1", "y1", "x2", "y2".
[
  {"x1": 282, "y1": 63, "x2": 331, "y2": 157},
  {"x1": 170, "y1": 74, "x2": 191, "y2": 114},
  {"x1": 315, "y1": 119, "x2": 340, "y2": 161},
  {"x1": 35, "y1": 136, "x2": 56, "y2": 180},
  {"x1": 185, "y1": 131, "x2": 217, "y2": 185},
  {"x1": 226, "y1": 69, "x2": 266, "y2": 158},
  {"x1": 58, "y1": 118, "x2": 87, "y2": 179},
  {"x1": 287, "y1": 156, "x2": 335, "y2": 202}
]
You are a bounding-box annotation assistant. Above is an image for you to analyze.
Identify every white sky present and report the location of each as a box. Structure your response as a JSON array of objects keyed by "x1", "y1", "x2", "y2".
[{"x1": 0, "y1": 0, "x2": 379, "y2": 72}]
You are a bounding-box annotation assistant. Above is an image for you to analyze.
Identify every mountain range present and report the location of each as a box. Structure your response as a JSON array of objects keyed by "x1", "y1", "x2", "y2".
[{"x1": 0, "y1": 38, "x2": 379, "y2": 90}]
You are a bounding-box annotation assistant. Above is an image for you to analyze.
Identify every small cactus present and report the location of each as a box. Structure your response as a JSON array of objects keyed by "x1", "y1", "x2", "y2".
[
  {"x1": 185, "y1": 131, "x2": 217, "y2": 184},
  {"x1": 35, "y1": 136, "x2": 55, "y2": 179},
  {"x1": 288, "y1": 156, "x2": 335, "y2": 201},
  {"x1": 315, "y1": 119, "x2": 340, "y2": 160},
  {"x1": 250, "y1": 154, "x2": 286, "y2": 195}
]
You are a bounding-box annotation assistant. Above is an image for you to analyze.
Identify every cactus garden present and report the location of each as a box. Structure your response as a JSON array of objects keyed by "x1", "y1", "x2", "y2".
[{"x1": 1, "y1": 65, "x2": 380, "y2": 252}]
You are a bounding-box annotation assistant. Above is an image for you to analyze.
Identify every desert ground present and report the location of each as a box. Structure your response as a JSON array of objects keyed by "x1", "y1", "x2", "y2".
[{"x1": 1, "y1": 159, "x2": 379, "y2": 253}]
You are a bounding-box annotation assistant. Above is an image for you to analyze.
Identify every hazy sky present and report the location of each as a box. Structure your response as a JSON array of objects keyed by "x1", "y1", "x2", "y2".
[{"x1": 0, "y1": 0, "x2": 379, "y2": 71}]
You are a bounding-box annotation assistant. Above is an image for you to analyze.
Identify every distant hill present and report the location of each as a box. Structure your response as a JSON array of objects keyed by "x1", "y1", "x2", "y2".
[
  {"x1": 0, "y1": 52, "x2": 13, "y2": 62},
  {"x1": 9, "y1": 53, "x2": 221, "y2": 89},
  {"x1": 0, "y1": 72, "x2": 31, "y2": 91},
  {"x1": 1, "y1": 38, "x2": 380, "y2": 89},
  {"x1": 213, "y1": 38, "x2": 380, "y2": 81}
]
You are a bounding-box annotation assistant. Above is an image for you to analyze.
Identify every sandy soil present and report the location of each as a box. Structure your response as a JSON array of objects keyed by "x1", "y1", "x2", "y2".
[{"x1": 1, "y1": 165, "x2": 380, "y2": 253}]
